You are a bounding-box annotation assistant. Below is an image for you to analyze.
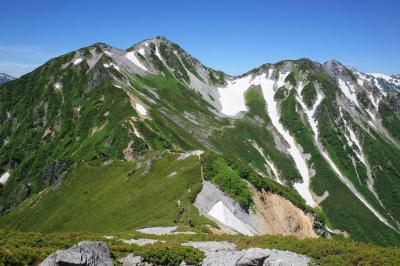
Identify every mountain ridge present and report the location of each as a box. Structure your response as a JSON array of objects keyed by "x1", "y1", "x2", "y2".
[{"x1": 1, "y1": 36, "x2": 400, "y2": 247}]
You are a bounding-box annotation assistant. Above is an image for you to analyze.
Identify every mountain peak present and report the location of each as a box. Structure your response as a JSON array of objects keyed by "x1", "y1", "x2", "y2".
[
  {"x1": 0, "y1": 72, "x2": 15, "y2": 85},
  {"x1": 154, "y1": 35, "x2": 168, "y2": 41},
  {"x1": 127, "y1": 35, "x2": 177, "y2": 51}
]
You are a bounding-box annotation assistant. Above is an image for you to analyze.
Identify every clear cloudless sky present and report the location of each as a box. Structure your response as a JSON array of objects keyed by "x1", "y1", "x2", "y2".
[{"x1": 1, "y1": 0, "x2": 399, "y2": 77}]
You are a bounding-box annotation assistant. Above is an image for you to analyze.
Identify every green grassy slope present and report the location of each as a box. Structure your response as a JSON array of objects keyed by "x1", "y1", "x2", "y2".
[{"x1": 0, "y1": 152, "x2": 209, "y2": 233}]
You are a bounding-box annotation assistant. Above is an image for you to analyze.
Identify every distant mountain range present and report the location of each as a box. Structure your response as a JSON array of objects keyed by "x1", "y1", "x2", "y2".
[
  {"x1": 0, "y1": 36, "x2": 400, "y2": 248},
  {"x1": 0, "y1": 73, "x2": 14, "y2": 85}
]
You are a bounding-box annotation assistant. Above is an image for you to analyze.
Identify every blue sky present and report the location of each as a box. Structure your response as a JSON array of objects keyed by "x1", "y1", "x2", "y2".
[{"x1": 1, "y1": 0, "x2": 399, "y2": 77}]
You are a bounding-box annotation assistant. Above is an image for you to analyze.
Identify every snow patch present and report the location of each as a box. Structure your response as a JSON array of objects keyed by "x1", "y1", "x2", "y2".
[
  {"x1": 168, "y1": 171, "x2": 177, "y2": 177},
  {"x1": 217, "y1": 75, "x2": 253, "y2": 116},
  {"x1": 73, "y1": 58, "x2": 83, "y2": 65},
  {"x1": 126, "y1": 51, "x2": 148, "y2": 71},
  {"x1": 104, "y1": 51, "x2": 113, "y2": 56},
  {"x1": 135, "y1": 102, "x2": 147, "y2": 116},
  {"x1": 138, "y1": 48, "x2": 145, "y2": 56},
  {"x1": 133, "y1": 126, "x2": 141, "y2": 138},
  {"x1": 178, "y1": 150, "x2": 203, "y2": 160},
  {"x1": 103, "y1": 63, "x2": 120, "y2": 71},
  {"x1": 54, "y1": 82, "x2": 63, "y2": 91},
  {"x1": 207, "y1": 201, "x2": 254, "y2": 236},
  {"x1": 367, "y1": 92, "x2": 381, "y2": 110},
  {"x1": 155, "y1": 46, "x2": 162, "y2": 61},
  {"x1": 0, "y1": 172, "x2": 10, "y2": 184},
  {"x1": 365, "y1": 108, "x2": 377, "y2": 123}
]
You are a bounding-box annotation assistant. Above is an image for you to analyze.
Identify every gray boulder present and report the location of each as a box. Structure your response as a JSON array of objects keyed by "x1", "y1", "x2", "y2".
[
  {"x1": 118, "y1": 253, "x2": 154, "y2": 266},
  {"x1": 40, "y1": 241, "x2": 113, "y2": 266},
  {"x1": 182, "y1": 241, "x2": 310, "y2": 266}
]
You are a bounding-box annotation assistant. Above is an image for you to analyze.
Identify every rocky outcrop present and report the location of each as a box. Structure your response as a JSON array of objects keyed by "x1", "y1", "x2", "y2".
[
  {"x1": 194, "y1": 181, "x2": 260, "y2": 235},
  {"x1": 182, "y1": 241, "x2": 310, "y2": 266},
  {"x1": 42, "y1": 160, "x2": 69, "y2": 189},
  {"x1": 121, "y1": 238, "x2": 164, "y2": 246},
  {"x1": 39, "y1": 241, "x2": 113, "y2": 266},
  {"x1": 119, "y1": 254, "x2": 154, "y2": 266},
  {"x1": 194, "y1": 181, "x2": 318, "y2": 238},
  {"x1": 249, "y1": 186, "x2": 318, "y2": 238}
]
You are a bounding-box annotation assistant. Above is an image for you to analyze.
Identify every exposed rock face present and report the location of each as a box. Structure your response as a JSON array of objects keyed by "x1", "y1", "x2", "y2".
[
  {"x1": 182, "y1": 241, "x2": 310, "y2": 266},
  {"x1": 39, "y1": 241, "x2": 113, "y2": 266},
  {"x1": 195, "y1": 181, "x2": 318, "y2": 238},
  {"x1": 250, "y1": 186, "x2": 318, "y2": 238},
  {"x1": 42, "y1": 160, "x2": 69, "y2": 189}
]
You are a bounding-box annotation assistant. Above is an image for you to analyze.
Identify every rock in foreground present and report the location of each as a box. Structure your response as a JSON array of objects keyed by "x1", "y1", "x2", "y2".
[
  {"x1": 182, "y1": 241, "x2": 310, "y2": 266},
  {"x1": 40, "y1": 241, "x2": 113, "y2": 266}
]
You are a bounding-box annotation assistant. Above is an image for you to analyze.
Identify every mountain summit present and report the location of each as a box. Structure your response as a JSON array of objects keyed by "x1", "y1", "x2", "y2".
[
  {"x1": 0, "y1": 72, "x2": 14, "y2": 85},
  {"x1": 1, "y1": 36, "x2": 400, "y2": 247}
]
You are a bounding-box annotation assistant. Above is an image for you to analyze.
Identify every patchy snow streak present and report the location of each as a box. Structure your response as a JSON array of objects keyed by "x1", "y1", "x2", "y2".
[
  {"x1": 126, "y1": 51, "x2": 148, "y2": 71},
  {"x1": 251, "y1": 142, "x2": 282, "y2": 184},
  {"x1": 368, "y1": 73, "x2": 400, "y2": 85},
  {"x1": 320, "y1": 147, "x2": 393, "y2": 229},
  {"x1": 254, "y1": 71, "x2": 316, "y2": 207},
  {"x1": 354, "y1": 71, "x2": 383, "y2": 110},
  {"x1": 338, "y1": 78, "x2": 359, "y2": 107},
  {"x1": 155, "y1": 46, "x2": 162, "y2": 61},
  {"x1": 217, "y1": 75, "x2": 253, "y2": 116},
  {"x1": 208, "y1": 201, "x2": 254, "y2": 236},
  {"x1": 0, "y1": 172, "x2": 10, "y2": 184},
  {"x1": 297, "y1": 84, "x2": 394, "y2": 229},
  {"x1": 133, "y1": 126, "x2": 142, "y2": 138},
  {"x1": 293, "y1": 84, "x2": 324, "y2": 207},
  {"x1": 339, "y1": 109, "x2": 366, "y2": 165}
]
